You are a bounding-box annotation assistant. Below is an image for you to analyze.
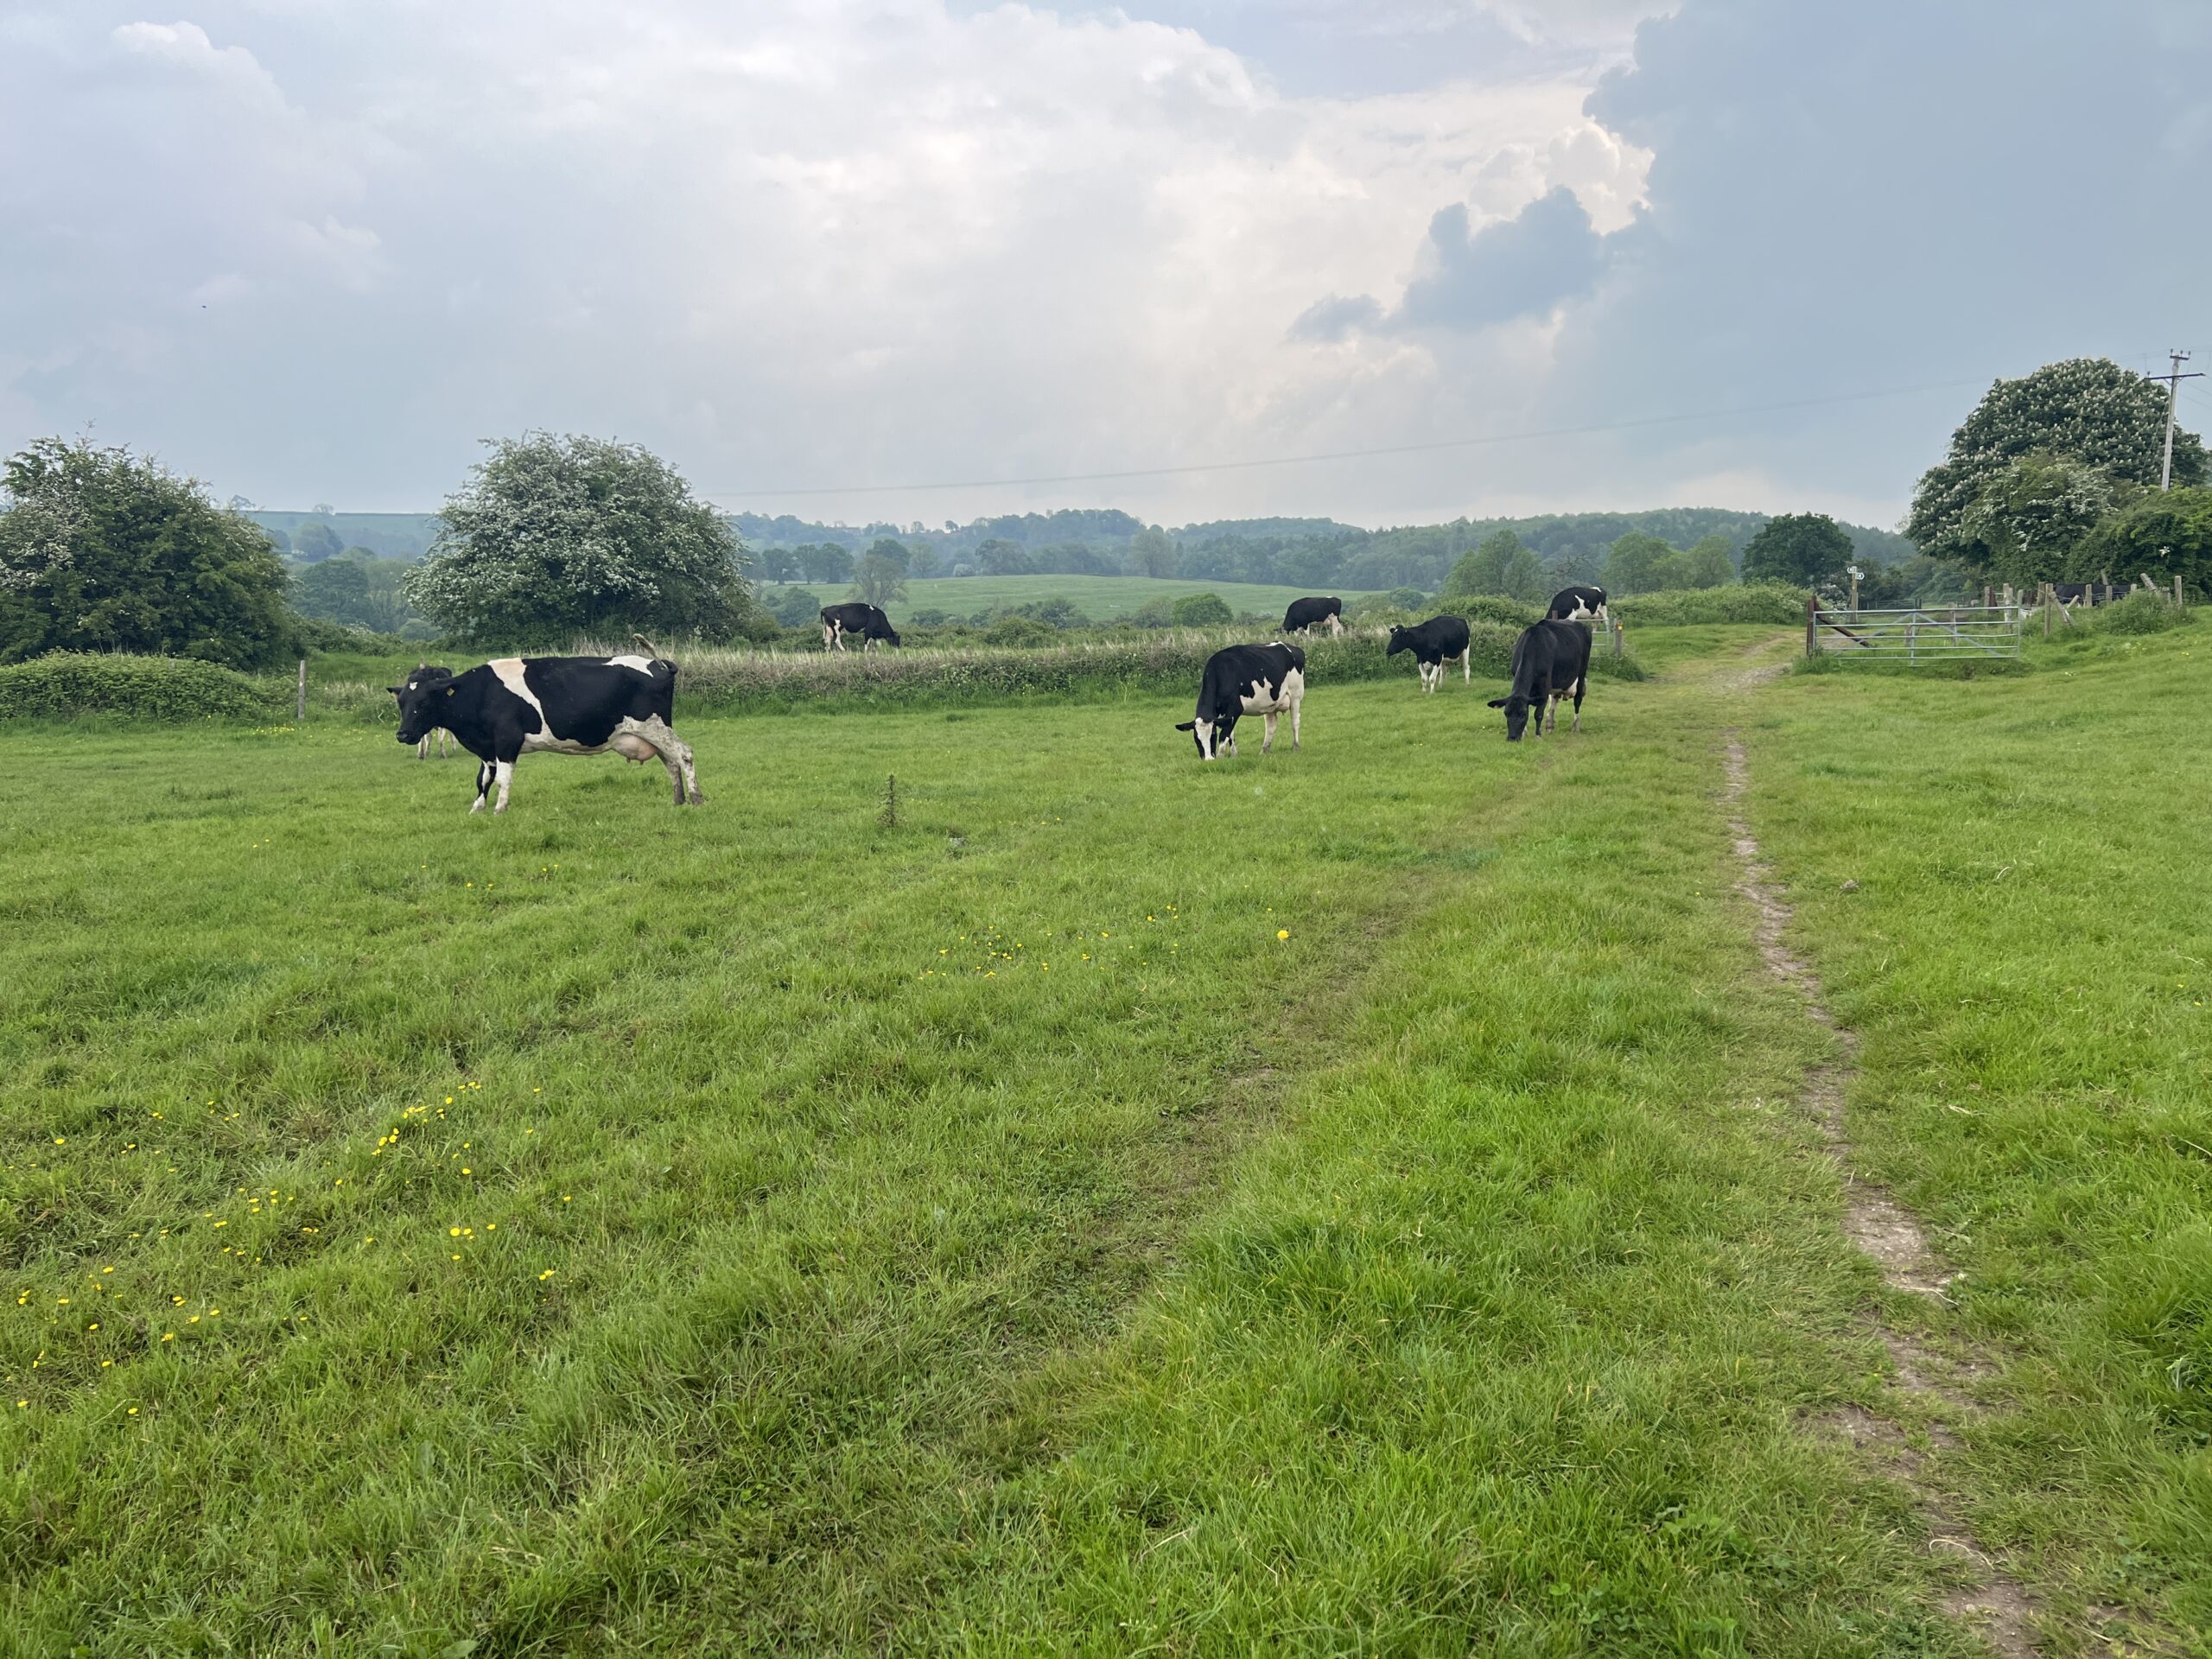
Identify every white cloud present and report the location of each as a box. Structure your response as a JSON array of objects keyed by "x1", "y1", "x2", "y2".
[{"x1": 0, "y1": 0, "x2": 1644, "y2": 520}]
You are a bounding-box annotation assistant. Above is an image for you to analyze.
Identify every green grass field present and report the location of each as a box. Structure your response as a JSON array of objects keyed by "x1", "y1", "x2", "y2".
[
  {"x1": 766, "y1": 574, "x2": 1385, "y2": 625},
  {"x1": 3, "y1": 626, "x2": 2206, "y2": 1653}
]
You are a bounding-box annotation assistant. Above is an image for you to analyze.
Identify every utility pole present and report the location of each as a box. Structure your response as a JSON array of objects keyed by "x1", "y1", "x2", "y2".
[{"x1": 2152, "y1": 350, "x2": 2203, "y2": 490}]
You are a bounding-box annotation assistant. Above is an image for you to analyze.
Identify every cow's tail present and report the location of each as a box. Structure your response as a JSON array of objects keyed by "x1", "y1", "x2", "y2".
[{"x1": 631, "y1": 632, "x2": 663, "y2": 658}]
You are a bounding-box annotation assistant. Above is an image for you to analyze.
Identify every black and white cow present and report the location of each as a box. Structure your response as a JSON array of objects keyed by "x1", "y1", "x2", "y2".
[
  {"x1": 1175, "y1": 643, "x2": 1305, "y2": 760},
  {"x1": 1385, "y1": 615, "x2": 1472, "y2": 694},
  {"x1": 1488, "y1": 620, "x2": 1592, "y2": 741},
  {"x1": 821, "y1": 602, "x2": 901, "y2": 652},
  {"x1": 1281, "y1": 595, "x2": 1344, "y2": 636},
  {"x1": 1546, "y1": 585, "x2": 1609, "y2": 623},
  {"x1": 397, "y1": 664, "x2": 455, "y2": 759},
  {"x1": 389, "y1": 654, "x2": 702, "y2": 815}
]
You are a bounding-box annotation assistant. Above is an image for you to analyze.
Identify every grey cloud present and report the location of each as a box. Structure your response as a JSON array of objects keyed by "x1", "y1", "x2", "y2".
[
  {"x1": 1289, "y1": 293, "x2": 1384, "y2": 342},
  {"x1": 1397, "y1": 188, "x2": 1611, "y2": 330}
]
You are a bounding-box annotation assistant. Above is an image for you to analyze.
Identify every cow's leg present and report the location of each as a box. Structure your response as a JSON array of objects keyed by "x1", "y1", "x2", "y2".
[
  {"x1": 471, "y1": 760, "x2": 493, "y2": 814},
  {"x1": 1262, "y1": 711, "x2": 1278, "y2": 754},
  {"x1": 1571, "y1": 675, "x2": 1586, "y2": 733},
  {"x1": 1461, "y1": 646, "x2": 1471, "y2": 683},
  {"x1": 1329, "y1": 614, "x2": 1344, "y2": 637},
  {"x1": 1290, "y1": 696, "x2": 1301, "y2": 750},
  {"x1": 416, "y1": 734, "x2": 429, "y2": 760},
  {"x1": 492, "y1": 753, "x2": 520, "y2": 814}
]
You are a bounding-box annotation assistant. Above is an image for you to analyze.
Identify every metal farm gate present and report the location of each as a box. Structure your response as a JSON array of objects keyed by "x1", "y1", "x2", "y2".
[{"x1": 1805, "y1": 600, "x2": 2023, "y2": 663}]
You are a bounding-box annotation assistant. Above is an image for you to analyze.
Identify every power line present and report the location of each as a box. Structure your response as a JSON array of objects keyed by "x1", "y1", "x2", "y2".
[{"x1": 703, "y1": 375, "x2": 1988, "y2": 501}]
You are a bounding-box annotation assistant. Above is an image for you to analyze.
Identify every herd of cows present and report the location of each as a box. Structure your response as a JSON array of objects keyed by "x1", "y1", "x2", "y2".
[{"x1": 384, "y1": 587, "x2": 1611, "y2": 813}]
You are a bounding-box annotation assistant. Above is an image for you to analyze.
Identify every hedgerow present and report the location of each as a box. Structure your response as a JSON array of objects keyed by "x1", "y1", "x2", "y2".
[
  {"x1": 1612, "y1": 583, "x2": 1811, "y2": 626},
  {"x1": 0, "y1": 652, "x2": 286, "y2": 721}
]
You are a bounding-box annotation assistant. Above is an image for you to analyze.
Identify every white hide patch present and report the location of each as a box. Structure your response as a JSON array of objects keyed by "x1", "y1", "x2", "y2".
[
  {"x1": 1237, "y1": 667, "x2": 1305, "y2": 714},
  {"x1": 488, "y1": 658, "x2": 547, "y2": 723},
  {"x1": 607, "y1": 654, "x2": 658, "y2": 673}
]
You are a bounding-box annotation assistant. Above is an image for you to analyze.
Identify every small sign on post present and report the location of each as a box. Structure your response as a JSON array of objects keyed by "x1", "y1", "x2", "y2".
[{"x1": 1610, "y1": 618, "x2": 1624, "y2": 659}]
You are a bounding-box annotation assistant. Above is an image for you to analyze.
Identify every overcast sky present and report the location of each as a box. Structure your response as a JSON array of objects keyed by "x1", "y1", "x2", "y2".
[{"x1": 3, "y1": 1, "x2": 2207, "y2": 529}]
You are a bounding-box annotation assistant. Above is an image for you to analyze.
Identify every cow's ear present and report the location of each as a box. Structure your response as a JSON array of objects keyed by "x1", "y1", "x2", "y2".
[
  {"x1": 1174, "y1": 721, "x2": 1196, "y2": 731},
  {"x1": 1486, "y1": 697, "x2": 1507, "y2": 708}
]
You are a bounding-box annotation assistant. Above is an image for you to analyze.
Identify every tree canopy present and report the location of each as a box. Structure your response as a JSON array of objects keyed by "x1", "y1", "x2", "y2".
[
  {"x1": 1675, "y1": 533, "x2": 1737, "y2": 589},
  {"x1": 2082, "y1": 487, "x2": 2212, "y2": 595},
  {"x1": 851, "y1": 550, "x2": 909, "y2": 608},
  {"x1": 1603, "y1": 531, "x2": 1675, "y2": 594},
  {"x1": 292, "y1": 519, "x2": 344, "y2": 563},
  {"x1": 1954, "y1": 454, "x2": 2122, "y2": 585},
  {"x1": 0, "y1": 435, "x2": 296, "y2": 668},
  {"x1": 1907, "y1": 359, "x2": 2206, "y2": 560},
  {"x1": 1739, "y1": 512, "x2": 1853, "y2": 587},
  {"x1": 403, "y1": 433, "x2": 751, "y2": 643}
]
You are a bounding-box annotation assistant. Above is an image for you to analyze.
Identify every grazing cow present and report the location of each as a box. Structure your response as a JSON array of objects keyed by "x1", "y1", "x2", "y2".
[
  {"x1": 1385, "y1": 615, "x2": 1472, "y2": 694},
  {"x1": 1175, "y1": 643, "x2": 1305, "y2": 760},
  {"x1": 389, "y1": 654, "x2": 701, "y2": 815},
  {"x1": 397, "y1": 664, "x2": 455, "y2": 758},
  {"x1": 1546, "y1": 585, "x2": 1609, "y2": 623},
  {"x1": 1488, "y1": 620, "x2": 1592, "y2": 741},
  {"x1": 821, "y1": 602, "x2": 901, "y2": 652},
  {"x1": 1281, "y1": 595, "x2": 1344, "y2": 636}
]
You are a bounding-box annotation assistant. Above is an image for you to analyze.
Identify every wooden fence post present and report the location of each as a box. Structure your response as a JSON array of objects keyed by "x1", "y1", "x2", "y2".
[
  {"x1": 296, "y1": 658, "x2": 307, "y2": 722},
  {"x1": 1804, "y1": 594, "x2": 1817, "y2": 658},
  {"x1": 2042, "y1": 583, "x2": 2052, "y2": 639},
  {"x1": 2176, "y1": 575, "x2": 2185, "y2": 608},
  {"x1": 1610, "y1": 618, "x2": 1623, "y2": 659}
]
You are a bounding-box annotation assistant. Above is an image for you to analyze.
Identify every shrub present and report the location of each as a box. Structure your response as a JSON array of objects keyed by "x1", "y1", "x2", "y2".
[
  {"x1": 0, "y1": 652, "x2": 284, "y2": 721},
  {"x1": 1439, "y1": 595, "x2": 1539, "y2": 628},
  {"x1": 2094, "y1": 590, "x2": 2191, "y2": 635},
  {"x1": 981, "y1": 614, "x2": 1059, "y2": 647},
  {"x1": 1170, "y1": 592, "x2": 1233, "y2": 627}
]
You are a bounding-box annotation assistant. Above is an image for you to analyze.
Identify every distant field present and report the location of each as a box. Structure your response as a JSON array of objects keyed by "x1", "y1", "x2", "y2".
[{"x1": 768, "y1": 575, "x2": 1383, "y2": 624}]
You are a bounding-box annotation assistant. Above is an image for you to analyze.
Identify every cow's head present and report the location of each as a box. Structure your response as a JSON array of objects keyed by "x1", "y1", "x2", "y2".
[
  {"x1": 388, "y1": 670, "x2": 454, "y2": 746},
  {"x1": 1175, "y1": 715, "x2": 1232, "y2": 760},
  {"x1": 1487, "y1": 692, "x2": 1535, "y2": 741},
  {"x1": 879, "y1": 626, "x2": 902, "y2": 649},
  {"x1": 1385, "y1": 626, "x2": 1412, "y2": 657}
]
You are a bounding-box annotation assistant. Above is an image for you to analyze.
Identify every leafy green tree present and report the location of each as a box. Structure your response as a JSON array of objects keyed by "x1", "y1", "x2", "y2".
[
  {"x1": 293, "y1": 519, "x2": 344, "y2": 563},
  {"x1": 756, "y1": 546, "x2": 799, "y2": 583},
  {"x1": 1499, "y1": 545, "x2": 1546, "y2": 601},
  {"x1": 906, "y1": 543, "x2": 944, "y2": 579},
  {"x1": 851, "y1": 551, "x2": 909, "y2": 608},
  {"x1": 405, "y1": 434, "x2": 749, "y2": 642},
  {"x1": 1604, "y1": 531, "x2": 1675, "y2": 594},
  {"x1": 973, "y1": 537, "x2": 1034, "y2": 576},
  {"x1": 292, "y1": 557, "x2": 374, "y2": 626},
  {"x1": 1169, "y1": 591, "x2": 1232, "y2": 626},
  {"x1": 863, "y1": 537, "x2": 912, "y2": 575},
  {"x1": 0, "y1": 435, "x2": 296, "y2": 668},
  {"x1": 1679, "y1": 534, "x2": 1736, "y2": 588},
  {"x1": 1739, "y1": 512, "x2": 1853, "y2": 586},
  {"x1": 2082, "y1": 486, "x2": 2212, "y2": 594},
  {"x1": 1908, "y1": 358, "x2": 2206, "y2": 559},
  {"x1": 1442, "y1": 528, "x2": 1522, "y2": 598},
  {"x1": 797, "y1": 543, "x2": 854, "y2": 586},
  {"x1": 1128, "y1": 525, "x2": 1178, "y2": 579},
  {"x1": 1955, "y1": 454, "x2": 2122, "y2": 585}
]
